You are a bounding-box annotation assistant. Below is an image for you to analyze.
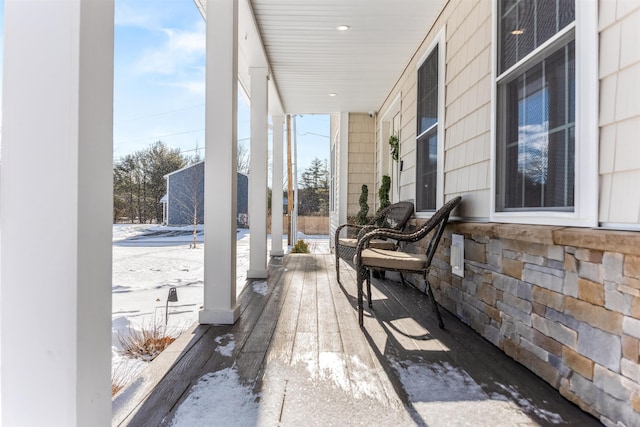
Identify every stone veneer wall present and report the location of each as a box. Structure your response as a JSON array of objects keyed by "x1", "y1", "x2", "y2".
[{"x1": 406, "y1": 221, "x2": 640, "y2": 426}]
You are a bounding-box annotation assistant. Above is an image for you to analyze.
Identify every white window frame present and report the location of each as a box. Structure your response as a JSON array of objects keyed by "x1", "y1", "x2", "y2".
[
  {"x1": 490, "y1": 0, "x2": 598, "y2": 227},
  {"x1": 378, "y1": 92, "x2": 401, "y2": 203},
  {"x1": 414, "y1": 26, "x2": 446, "y2": 218}
]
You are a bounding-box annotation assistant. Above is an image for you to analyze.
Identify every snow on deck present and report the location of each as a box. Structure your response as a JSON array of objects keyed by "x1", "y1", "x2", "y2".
[{"x1": 113, "y1": 250, "x2": 599, "y2": 427}]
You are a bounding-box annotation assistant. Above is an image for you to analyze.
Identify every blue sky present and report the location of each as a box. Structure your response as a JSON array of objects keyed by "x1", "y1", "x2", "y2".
[
  {"x1": 0, "y1": 0, "x2": 329, "y2": 177},
  {"x1": 112, "y1": 0, "x2": 329, "y2": 175}
]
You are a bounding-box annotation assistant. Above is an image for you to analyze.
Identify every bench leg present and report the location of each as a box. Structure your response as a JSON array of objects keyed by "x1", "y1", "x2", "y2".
[
  {"x1": 426, "y1": 281, "x2": 444, "y2": 329},
  {"x1": 336, "y1": 249, "x2": 342, "y2": 285},
  {"x1": 366, "y1": 269, "x2": 372, "y2": 308},
  {"x1": 399, "y1": 272, "x2": 409, "y2": 287},
  {"x1": 357, "y1": 267, "x2": 364, "y2": 327}
]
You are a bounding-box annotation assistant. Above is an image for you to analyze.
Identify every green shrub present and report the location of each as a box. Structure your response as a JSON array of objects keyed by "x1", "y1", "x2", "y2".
[
  {"x1": 290, "y1": 239, "x2": 310, "y2": 253},
  {"x1": 376, "y1": 175, "x2": 391, "y2": 218},
  {"x1": 356, "y1": 185, "x2": 369, "y2": 225}
]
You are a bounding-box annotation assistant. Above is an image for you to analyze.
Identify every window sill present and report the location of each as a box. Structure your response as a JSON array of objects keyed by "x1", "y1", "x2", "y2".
[{"x1": 490, "y1": 210, "x2": 596, "y2": 228}]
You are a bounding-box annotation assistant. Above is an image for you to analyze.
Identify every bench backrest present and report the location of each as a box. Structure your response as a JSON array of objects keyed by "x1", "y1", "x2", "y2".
[{"x1": 375, "y1": 201, "x2": 414, "y2": 230}]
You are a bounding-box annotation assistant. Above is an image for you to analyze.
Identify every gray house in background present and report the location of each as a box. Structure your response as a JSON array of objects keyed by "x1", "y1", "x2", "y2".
[{"x1": 162, "y1": 161, "x2": 249, "y2": 226}]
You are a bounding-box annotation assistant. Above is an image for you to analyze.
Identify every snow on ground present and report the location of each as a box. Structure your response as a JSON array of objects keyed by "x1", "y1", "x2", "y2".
[
  {"x1": 171, "y1": 366, "x2": 259, "y2": 427},
  {"x1": 112, "y1": 224, "x2": 328, "y2": 391},
  {"x1": 168, "y1": 350, "x2": 565, "y2": 426},
  {"x1": 389, "y1": 358, "x2": 564, "y2": 426},
  {"x1": 170, "y1": 356, "x2": 414, "y2": 426},
  {"x1": 141, "y1": 229, "x2": 562, "y2": 426},
  {"x1": 112, "y1": 224, "x2": 208, "y2": 384},
  {"x1": 296, "y1": 231, "x2": 330, "y2": 254},
  {"x1": 493, "y1": 382, "x2": 564, "y2": 424}
]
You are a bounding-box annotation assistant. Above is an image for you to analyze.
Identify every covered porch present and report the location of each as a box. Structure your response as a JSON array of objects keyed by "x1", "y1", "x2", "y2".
[
  {"x1": 113, "y1": 253, "x2": 598, "y2": 426},
  {"x1": 4, "y1": 0, "x2": 638, "y2": 425},
  {"x1": 2, "y1": 1, "x2": 449, "y2": 422}
]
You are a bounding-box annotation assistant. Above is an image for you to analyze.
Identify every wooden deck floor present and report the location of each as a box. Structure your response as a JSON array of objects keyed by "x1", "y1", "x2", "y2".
[{"x1": 113, "y1": 254, "x2": 600, "y2": 426}]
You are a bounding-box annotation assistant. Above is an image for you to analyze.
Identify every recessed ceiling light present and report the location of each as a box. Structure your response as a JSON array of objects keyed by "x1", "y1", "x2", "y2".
[
  {"x1": 511, "y1": 29, "x2": 525, "y2": 35},
  {"x1": 329, "y1": 93, "x2": 337, "y2": 97},
  {"x1": 336, "y1": 25, "x2": 351, "y2": 31}
]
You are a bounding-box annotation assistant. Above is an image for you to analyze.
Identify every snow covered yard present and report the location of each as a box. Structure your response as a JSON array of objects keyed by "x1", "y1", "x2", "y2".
[
  {"x1": 111, "y1": 224, "x2": 328, "y2": 391},
  {"x1": 112, "y1": 224, "x2": 203, "y2": 387},
  {"x1": 111, "y1": 249, "x2": 595, "y2": 427}
]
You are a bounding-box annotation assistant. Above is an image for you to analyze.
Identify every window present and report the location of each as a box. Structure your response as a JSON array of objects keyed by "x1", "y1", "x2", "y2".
[
  {"x1": 416, "y1": 46, "x2": 439, "y2": 211},
  {"x1": 496, "y1": 0, "x2": 576, "y2": 212}
]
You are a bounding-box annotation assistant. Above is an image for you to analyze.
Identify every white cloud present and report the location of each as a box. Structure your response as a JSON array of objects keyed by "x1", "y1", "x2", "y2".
[
  {"x1": 114, "y1": 2, "x2": 159, "y2": 29},
  {"x1": 171, "y1": 80, "x2": 205, "y2": 96},
  {"x1": 133, "y1": 26, "x2": 205, "y2": 76}
]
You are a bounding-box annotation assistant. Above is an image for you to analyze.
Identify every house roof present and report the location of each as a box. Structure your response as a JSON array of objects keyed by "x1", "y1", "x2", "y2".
[
  {"x1": 163, "y1": 161, "x2": 249, "y2": 179},
  {"x1": 163, "y1": 160, "x2": 204, "y2": 179},
  {"x1": 193, "y1": 0, "x2": 447, "y2": 115}
]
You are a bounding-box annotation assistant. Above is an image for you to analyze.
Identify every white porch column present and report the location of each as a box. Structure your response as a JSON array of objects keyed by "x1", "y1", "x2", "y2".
[
  {"x1": 200, "y1": 0, "x2": 240, "y2": 324},
  {"x1": 1, "y1": 1, "x2": 113, "y2": 425},
  {"x1": 247, "y1": 67, "x2": 269, "y2": 278},
  {"x1": 270, "y1": 115, "x2": 285, "y2": 257},
  {"x1": 339, "y1": 113, "x2": 350, "y2": 225}
]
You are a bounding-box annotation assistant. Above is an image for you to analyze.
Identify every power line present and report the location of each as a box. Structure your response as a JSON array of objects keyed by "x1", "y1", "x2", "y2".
[
  {"x1": 115, "y1": 128, "x2": 205, "y2": 145},
  {"x1": 114, "y1": 104, "x2": 205, "y2": 124},
  {"x1": 115, "y1": 131, "x2": 273, "y2": 151},
  {"x1": 297, "y1": 131, "x2": 329, "y2": 138},
  {"x1": 179, "y1": 147, "x2": 205, "y2": 154}
]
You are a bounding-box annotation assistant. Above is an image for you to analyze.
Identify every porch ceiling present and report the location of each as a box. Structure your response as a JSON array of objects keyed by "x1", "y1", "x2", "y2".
[{"x1": 195, "y1": 0, "x2": 447, "y2": 115}]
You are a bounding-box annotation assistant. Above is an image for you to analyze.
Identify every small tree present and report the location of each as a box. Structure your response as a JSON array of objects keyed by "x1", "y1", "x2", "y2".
[
  {"x1": 377, "y1": 175, "x2": 391, "y2": 216},
  {"x1": 237, "y1": 140, "x2": 250, "y2": 175},
  {"x1": 186, "y1": 163, "x2": 203, "y2": 248},
  {"x1": 169, "y1": 162, "x2": 204, "y2": 248},
  {"x1": 298, "y1": 157, "x2": 329, "y2": 216},
  {"x1": 356, "y1": 185, "x2": 369, "y2": 225}
]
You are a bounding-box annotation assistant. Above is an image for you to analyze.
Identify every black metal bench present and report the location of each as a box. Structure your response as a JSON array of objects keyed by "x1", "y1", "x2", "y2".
[
  {"x1": 354, "y1": 196, "x2": 462, "y2": 329},
  {"x1": 334, "y1": 201, "x2": 414, "y2": 285}
]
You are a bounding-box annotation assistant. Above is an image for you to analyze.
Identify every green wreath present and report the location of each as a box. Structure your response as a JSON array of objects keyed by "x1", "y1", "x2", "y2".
[{"x1": 388, "y1": 134, "x2": 399, "y2": 161}]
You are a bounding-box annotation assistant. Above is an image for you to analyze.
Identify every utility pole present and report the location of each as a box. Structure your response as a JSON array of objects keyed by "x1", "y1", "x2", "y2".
[
  {"x1": 292, "y1": 115, "x2": 298, "y2": 243},
  {"x1": 286, "y1": 114, "x2": 293, "y2": 245}
]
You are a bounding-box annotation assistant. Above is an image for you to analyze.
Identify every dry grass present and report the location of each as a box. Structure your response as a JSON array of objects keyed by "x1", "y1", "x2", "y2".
[
  {"x1": 112, "y1": 361, "x2": 138, "y2": 397},
  {"x1": 117, "y1": 321, "x2": 177, "y2": 362},
  {"x1": 113, "y1": 318, "x2": 186, "y2": 396}
]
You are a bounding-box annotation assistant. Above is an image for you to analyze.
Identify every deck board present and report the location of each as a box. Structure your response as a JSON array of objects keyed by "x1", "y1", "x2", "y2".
[{"x1": 115, "y1": 254, "x2": 601, "y2": 427}]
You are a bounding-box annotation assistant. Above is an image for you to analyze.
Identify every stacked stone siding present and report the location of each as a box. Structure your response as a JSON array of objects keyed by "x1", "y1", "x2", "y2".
[{"x1": 404, "y1": 221, "x2": 640, "y2": 426}]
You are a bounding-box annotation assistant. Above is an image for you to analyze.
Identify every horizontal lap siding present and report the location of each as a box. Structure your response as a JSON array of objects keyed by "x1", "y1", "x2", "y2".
[
  {"x1": 377, "y1": 0, "x2": 492, "y2": 218},
  {"x1": 371, "y1": 0, "x2": 640, "y2": 423},
  {"x1": 598, "y1": 1, "x2": 640, "y2": 226}
]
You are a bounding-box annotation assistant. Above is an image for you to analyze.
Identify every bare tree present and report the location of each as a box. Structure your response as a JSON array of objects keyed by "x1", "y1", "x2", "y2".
[
  {"x1": 113, "y1": 141, "x2": 185, "y2": 223},
  {"x1": 168, "y1": 161, "x2": 204, "y2": 248},
  {"x1": 237, "y1": 140, "x2": 250, "y2": 174}
]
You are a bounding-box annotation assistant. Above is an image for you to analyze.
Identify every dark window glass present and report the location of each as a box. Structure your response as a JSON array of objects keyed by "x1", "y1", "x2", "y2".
[
  {"x1": 416, "y1": 47, "x2": 439, "y2": 211},
  {"x1": 499, "y1": 0, "x2": 575, "y2": 73},
  {"x1": 417, "y1": 47, "x2": 438, "y2": 135},
  {"x1": 497, "y1": 41, "x2": 575, "y2": 210},
  {"x1": 416, "y1": 130, "x2": 438, "y2": 211}
]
